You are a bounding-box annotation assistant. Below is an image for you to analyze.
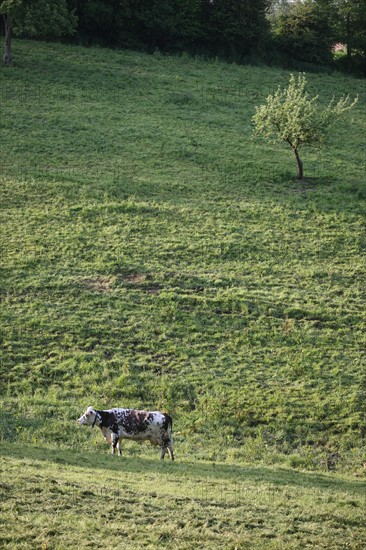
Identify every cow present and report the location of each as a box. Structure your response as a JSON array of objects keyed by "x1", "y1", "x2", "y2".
[{"x1": 77, "y1": 406, "x2": 174, "y2": 460}]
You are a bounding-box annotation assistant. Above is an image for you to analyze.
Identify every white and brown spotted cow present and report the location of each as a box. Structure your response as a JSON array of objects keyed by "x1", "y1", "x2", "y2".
[{"x1": 77, "y1": 406, "x2": 174, "y2": 460}]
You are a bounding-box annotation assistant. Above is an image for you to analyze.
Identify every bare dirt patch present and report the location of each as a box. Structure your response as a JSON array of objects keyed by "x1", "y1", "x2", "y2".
[
  {"x1": 124, "y1": 274, "x2": 147, "y2": 284},
  {"x1": 122, "y1": 273, "x2": 161, "y2": 294},
  {"x1": 79, "y1": 276, "x2": 115, "y2": 293}
]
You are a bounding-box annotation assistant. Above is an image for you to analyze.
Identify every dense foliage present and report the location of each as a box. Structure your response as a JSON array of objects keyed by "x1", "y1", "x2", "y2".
[
  {"x1": 1, "y1": 1, "x2": 366, "y2": 73},
  {"x1": 66, "y1": 0, "x2": 271, "y2": 59},
  {"x1": 271, "y1": 0, "x2": 336, "y2": 66},
  {"x1": 270, "y1": 0, "x2": 366, "y2": 74}
]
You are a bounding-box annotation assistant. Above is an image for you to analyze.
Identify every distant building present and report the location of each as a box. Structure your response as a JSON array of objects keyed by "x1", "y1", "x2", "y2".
[{"x1": 333, "y1": 43, "x2": 346, "y2": 53}]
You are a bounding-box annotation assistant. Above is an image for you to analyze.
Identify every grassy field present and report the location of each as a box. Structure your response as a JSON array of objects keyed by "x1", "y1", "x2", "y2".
[
  {"x1": 1, "y1": 443, "x2": 366, "y2": 549},
  {"x1": 1, "y1": 39, "x2": 366, "y2": 547}
]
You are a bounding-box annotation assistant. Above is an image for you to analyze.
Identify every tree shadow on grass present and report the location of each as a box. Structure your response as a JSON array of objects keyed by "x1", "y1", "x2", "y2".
[{"x1": 1, "y1": 442, "x2": 365, "y2": 496}]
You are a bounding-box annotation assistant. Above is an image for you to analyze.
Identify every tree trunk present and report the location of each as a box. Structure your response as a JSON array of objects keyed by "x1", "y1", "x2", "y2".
[
  {"x1": 3, "y1": 15, "x2": 12, "y2": 66},
  {"x1": 293, "y1": 148, "x2": 303, "y2": 180},
  {"x1": 346, "y1": 11, "x2": 352, "y2": 72}
]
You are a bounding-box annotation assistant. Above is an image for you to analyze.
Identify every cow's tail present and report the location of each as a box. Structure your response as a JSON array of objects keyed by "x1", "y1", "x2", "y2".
[
  {"x1": 163, "y1": 413, "x2": 173, "y2": 440},
  {"x1": 164, "y1": 413, "x2": 173, "y2": 432}
]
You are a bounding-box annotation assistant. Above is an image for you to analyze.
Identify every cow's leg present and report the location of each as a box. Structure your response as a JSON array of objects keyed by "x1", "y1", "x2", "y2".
[
  {"x1": 117, "y1": 439, "x2": 122, "y2": 456},
  {"x1": 161, "y1": 434, "x2": 174, "y2": 460},
  {"x1": 111, "y1": 434, "x2": 119, "y2": 455},
  {"x1": 160, "y1": 446, "x2": 166, "y2": 460},
  {"x1": 167, "y1": 441, "x2": 174, "y2": 461}
]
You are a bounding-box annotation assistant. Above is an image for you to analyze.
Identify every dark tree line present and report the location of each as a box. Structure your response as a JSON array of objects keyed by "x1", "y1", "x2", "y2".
[
  {"x1": 270, "y1": 0, "x2": 366, "y2": 74},
  {"x1": 2, "y1": 0, "x2": 366, "y2": 74},
  {"x1": 66, "y1": 0, "x2": 272, "y2": 60}
]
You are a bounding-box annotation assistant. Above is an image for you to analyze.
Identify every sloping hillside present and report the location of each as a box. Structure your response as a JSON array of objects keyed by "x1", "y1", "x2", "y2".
[{"x1": 1, "y1": 40, "x2": 365, "y2": 475}]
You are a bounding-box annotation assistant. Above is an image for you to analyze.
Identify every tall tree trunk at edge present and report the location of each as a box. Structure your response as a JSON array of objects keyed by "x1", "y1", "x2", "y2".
[
  {"x1": 293, "y1": 148, "x2": 303, "y2": 180},
  {"x1": 346, "y1": 11, "x2": 352, "y2": 72},
  {"x1": 3, "y1": 14, "x2": 12, "y2": 66}
]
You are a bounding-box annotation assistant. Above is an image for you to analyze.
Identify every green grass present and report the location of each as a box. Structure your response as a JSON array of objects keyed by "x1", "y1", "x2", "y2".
[
  {"x1": 0, "y1": 39, "x2": 366, "y2": 547},
  {"x1": 1, "y1": 443, "x2": 365, "y2": 549}
]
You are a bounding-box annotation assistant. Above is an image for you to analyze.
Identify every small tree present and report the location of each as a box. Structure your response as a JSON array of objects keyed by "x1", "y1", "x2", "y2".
[{"x1": 252, "y1": 73, "x2": 358, "y2": 180}]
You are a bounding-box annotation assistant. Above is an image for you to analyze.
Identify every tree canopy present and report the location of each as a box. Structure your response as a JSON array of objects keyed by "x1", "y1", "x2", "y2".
[
  {"x1": 270, "y1": 0, "x2": 366, "y2": 73},
  {"x1": 1, "y1": 0, "x2": 77, "y2": 64}
]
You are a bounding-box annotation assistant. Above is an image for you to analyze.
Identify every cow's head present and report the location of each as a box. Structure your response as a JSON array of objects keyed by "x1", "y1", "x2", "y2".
[{"x1": 77, "y1": 406, "x2": 99, "y2": 427}]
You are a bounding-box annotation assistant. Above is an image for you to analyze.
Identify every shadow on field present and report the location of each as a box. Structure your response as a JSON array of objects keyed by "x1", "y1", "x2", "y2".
[{"x1": 1, "y1": 442, "x2": 365, "y2": 495}]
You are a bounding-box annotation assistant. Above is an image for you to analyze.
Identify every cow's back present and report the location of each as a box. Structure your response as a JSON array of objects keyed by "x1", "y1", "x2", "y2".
[{"x1": 111, "y1": 409, "x2": 171, "y2": 442}]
